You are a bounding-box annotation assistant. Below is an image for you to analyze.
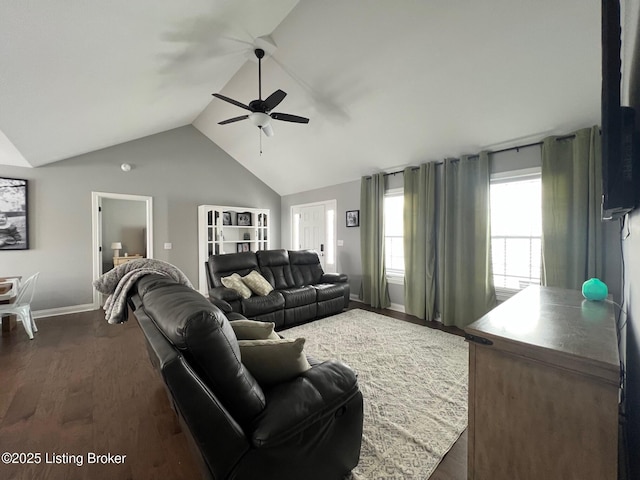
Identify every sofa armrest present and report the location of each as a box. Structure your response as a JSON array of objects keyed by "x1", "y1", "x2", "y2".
[
  {"x1": 251, "y1": 360, "x2": 359, "y2": 448},
  {"x1": 210, "y1": 286, "x2": 241, "y2": 302},
  {"x1": 321, "y1": 272, "x2": 348, "y2": 283},
  {"x1": 209, "y1": 297, "x2": 233, "y2": 313}
]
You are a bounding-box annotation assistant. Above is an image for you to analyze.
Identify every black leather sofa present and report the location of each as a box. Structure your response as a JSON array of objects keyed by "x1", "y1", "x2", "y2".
[
  {"x1": 128, "y1": 274, "x2": 363, "y2": 480},
  {"x1": 206, "y1": 249, "x2": 350, "y2": 329}
]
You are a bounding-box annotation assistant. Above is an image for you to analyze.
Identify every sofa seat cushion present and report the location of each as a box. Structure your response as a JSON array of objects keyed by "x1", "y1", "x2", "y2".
[
  {"x1": 280, "y1": 286, "x2": 317, "y2": 308},
  {"x1": 242, "y1": 291, "x2": 285, "y2": 317},
  {"x1": 314, "y1": 283, "x2": 348, "y2": 302}
]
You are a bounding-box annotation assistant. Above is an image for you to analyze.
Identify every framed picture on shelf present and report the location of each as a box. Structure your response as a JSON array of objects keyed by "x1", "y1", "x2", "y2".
[
  {"x1": 237, "y1": 212, "x2": 252, "y2": 226},
  {"x1": 237, "y1": 242, "x2": 250, "y2": 253},
  {"x1": 222, "y1": 211, "x2": 232, "y2": 225},
  {"x1": 346, "y1": 210, "x2": 359, "y2": 227},
  {"x1": 0, "y1": 177, "x2": 28, "y2": 250}
]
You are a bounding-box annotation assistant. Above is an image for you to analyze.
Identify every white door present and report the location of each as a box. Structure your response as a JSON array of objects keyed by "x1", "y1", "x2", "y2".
[{"x1": 291, "y1": 200, "x2": 337, "y2": 273}]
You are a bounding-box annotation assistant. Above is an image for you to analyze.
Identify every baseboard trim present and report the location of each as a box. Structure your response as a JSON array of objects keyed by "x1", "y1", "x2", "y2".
[
  {"x1": 349, "y1": 295, "x2": 406, "y2": 314},
  {"x1": 33, "y1": 303, "x2": 97, "y2": 319}
]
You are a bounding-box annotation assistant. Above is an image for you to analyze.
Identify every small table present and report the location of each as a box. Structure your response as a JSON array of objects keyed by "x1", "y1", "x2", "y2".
[
  {"x1": 113, "y1": 255, "x2": 144, "y2": 267},
  {"x1": 0, "y1": 277, "x2": 21, "y2": 335}
]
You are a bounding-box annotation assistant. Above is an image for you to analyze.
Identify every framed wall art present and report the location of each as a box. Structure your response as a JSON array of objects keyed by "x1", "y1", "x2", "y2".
[
  {"x1": 346, "y1": 210, "x2": 359, "y2": 228},
  {"x1": 0, "y1": 177, "x2": 28, "y2": 250},
  {"x1": 237, "y1": 212, "x2": 252, "y2": 226}
]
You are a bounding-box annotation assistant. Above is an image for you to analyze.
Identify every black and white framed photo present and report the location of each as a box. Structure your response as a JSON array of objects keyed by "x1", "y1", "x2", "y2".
[
  {"x1": 223, "y1": 211, "x2": 232, "y2": 225},
  {"x1": 237, "y1": 212, "x2": 252, "y2": 226},
  {"x1": 0, "y1": 177, "x2": 28, "y2": 250},
  {"x1": 346, "y1": 210, "x2": 359, "y2": 228}
]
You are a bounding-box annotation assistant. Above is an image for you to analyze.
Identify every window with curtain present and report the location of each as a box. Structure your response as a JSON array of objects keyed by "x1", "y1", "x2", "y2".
[
  {"x1": 490, "y1": 168, "x2": 541, "y2": 300},
  {"x1": 384, "y1": 189, "x2": 404, "y2": 282}
]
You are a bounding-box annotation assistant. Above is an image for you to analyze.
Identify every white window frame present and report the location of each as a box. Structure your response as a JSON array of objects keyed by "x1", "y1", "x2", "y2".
[
  {"x1": 384, "y1": 188, "x2": 404, "y2": 285},
  {"x1": 490, "y1": 167, "x2": 542, "y2": 301}
]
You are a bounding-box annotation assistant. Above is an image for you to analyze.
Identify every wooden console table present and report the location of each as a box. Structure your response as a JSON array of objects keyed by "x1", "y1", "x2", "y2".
[
  {"x1": 113, "y1": 254, "x2": 144, "y2": 267},
  {"x1": 465, "y1": 286, "x2": 619, "y2": 480},
  {"x1": 0, "y1": 277, "x2": 21, "y2": 335}
]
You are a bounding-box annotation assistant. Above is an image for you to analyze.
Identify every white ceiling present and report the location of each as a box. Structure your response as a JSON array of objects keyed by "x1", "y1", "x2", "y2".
[{"x1": 1, "y1": 0, "x2": 601, "y2": 195}]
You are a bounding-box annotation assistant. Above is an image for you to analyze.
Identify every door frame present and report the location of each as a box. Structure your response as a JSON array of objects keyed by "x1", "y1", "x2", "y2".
[
  {"x1": 290, "y1": 199, "x2": 337, "y2": 273},
  {"x1": 91, "y1": 192, "x2": 153, "y2": 309}
]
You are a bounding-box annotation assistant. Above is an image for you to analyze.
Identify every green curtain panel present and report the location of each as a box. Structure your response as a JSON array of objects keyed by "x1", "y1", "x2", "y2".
[
  {"x1": 436, "y1": 153, "x2": 496, "y2": 328},
  {"x1": 541, "y1": 126, "x2": 603, "y2": 289},
  {"x1": 403, "y1": 163, "x2": 437, "y2": 320},
  {"x1": 360, "y1": 173, "x2": 390, "y2": 308}
]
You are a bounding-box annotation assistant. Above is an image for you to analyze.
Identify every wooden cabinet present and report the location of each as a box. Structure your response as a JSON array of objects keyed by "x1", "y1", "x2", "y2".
[
  {"x1": 113, "y1": 254, "x2": 144, "y2": 267},
  {"x1": 465, "y1": 286, "x2": 620, "y2": 480},
  {"x1": 197, "y1": 205, "x2": 270, "y2": 295}
]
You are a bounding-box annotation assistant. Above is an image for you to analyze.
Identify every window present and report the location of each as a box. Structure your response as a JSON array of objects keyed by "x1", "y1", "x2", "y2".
[
  {"x1": 490, "y1": 169, "x2": 541, "y2": 299},
  {"x1": 384, "y1": 189, "x2": 404, "y2": 282}
]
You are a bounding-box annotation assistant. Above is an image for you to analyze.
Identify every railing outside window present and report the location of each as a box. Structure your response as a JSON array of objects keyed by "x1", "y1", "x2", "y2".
[{"x1": 491, "y1": 235, "x2": 541, "y2": 289}]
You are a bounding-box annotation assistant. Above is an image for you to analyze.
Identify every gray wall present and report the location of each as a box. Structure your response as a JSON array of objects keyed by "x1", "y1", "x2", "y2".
[
  {"x1": 281, "y1": 179, "x2": 361, "y2": 297},
  {"x1": 0, "y1": 126, "x2": 281, "y2": 311}
]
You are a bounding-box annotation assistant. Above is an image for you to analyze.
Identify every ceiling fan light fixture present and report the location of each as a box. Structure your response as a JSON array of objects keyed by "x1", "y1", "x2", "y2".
[
  {"x1": 262, "y1": 123, "x2": 274, "y2": 137},
  {"x1": 249, "y1": 112, "x2": 271, "y2": 128}
]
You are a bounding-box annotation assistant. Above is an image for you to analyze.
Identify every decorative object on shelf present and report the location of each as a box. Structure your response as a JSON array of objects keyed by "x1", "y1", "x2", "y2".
[
  {"x1": 110, "y1": 241, "x2": 122, "y2": 258},
  {"x1": 0, "y1": 177, "x2": 29, "y2": 250},
  {"x1": 237, "y1": 212, "x2": 252, "y2": 226},
  {"x1": 243, "y1": 233, "x2": 251, "y2": 240},
  {"x1": 237, "y1": 242, "x2": 250, "y2": 253},
  {"x1": 346, "y1": 210, "x2": 360, "y2": 227},
  {"x1": 223, "y1": 212, "x2": 232, "y2": 225}
]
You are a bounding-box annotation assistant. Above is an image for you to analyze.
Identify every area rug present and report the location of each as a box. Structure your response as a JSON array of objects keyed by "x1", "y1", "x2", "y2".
[{"x1": 281, "y1": 309, "x2": 468, "y2": 480}]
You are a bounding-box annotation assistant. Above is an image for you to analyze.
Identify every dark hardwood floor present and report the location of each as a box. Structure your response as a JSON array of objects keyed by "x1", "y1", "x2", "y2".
[{"x1": 0, "y1": 304, "x2": 467, "y2": 480}]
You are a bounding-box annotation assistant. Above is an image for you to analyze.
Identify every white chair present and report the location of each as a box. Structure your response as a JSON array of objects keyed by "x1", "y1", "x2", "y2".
[{"x1": 0, "y1": 273, "x2": 39, "y2": 340}]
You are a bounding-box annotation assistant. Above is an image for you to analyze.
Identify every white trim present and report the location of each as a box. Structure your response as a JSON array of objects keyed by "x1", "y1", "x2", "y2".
[
  {"x1": 386, "y1": 273, "x2": 404, "y2": 285},
  {"x1": 33, "y1": 303, "x2": 97, "y2": 319},
  {"x1": 349, "y1": 294, "x2": 406, "y2": 313},
  {"x1": 91, "y1": 192, "x2": 153, "y2": 309},
  {"x1": 388, "y1": 302, "x2": 406, "y2": 313},
  {"x1": 490, "y1": 167, "x2": 541, "y2": 182}
]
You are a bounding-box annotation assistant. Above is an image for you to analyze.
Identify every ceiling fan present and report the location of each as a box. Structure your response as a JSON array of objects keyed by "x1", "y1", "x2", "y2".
[{"x1": 212, "y1": 48, "x2": 309, "y2": 137}]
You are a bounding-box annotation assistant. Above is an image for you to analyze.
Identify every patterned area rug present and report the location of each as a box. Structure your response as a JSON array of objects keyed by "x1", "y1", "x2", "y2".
[{"x1": 281, "y1": 308, "x2": 468, "y2": 480}]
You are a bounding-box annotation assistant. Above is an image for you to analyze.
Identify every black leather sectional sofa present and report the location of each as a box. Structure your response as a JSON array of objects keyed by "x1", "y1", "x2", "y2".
[
  {"x1": 206, "y1": 249, "x2": 350, "y2": 329},
  {"x1": 128, "y1": 273, "x2": 363, "y2": 480}
]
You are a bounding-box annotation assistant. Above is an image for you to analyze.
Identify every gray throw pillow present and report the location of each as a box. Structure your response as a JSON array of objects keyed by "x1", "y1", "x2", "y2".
[
  {"x1": 238, "y1": 337, "x2": 311, "y2": 386},
  {"x1": 221, "y1": 273, "x2": 252, "y2": 299},
  {"x1": 241, "y1": 270, "x2": 274, "y2": 296}
]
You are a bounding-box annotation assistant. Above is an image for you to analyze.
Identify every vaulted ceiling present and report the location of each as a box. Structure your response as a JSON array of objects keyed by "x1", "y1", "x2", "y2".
[{"x1": 1, "y1": 0, "x2": 602, "y2": 195}]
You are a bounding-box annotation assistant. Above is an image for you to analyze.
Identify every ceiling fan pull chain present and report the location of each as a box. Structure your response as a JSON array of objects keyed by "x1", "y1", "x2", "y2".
[{"x1": 259, "y1": 128, "x2": 263, "y2": 155}]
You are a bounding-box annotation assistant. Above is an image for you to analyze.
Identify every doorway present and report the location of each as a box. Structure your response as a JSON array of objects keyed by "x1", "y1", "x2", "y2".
[
  {"x1": 91, "y1": 192, "x2": 153, "y2": 308},
  {"x1": 291, "y1": 200, "x2": 337, "y2": 273}
]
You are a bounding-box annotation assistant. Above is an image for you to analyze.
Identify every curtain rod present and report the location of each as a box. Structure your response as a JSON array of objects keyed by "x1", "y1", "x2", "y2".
[{"x1": 373, "y1": 133, "x2": 576, "y2": 177}]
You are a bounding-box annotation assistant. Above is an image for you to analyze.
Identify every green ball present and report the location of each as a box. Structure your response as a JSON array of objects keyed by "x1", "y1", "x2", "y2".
[{"x1": 582, "y1": 278, "x2": 608, "y2": 301}]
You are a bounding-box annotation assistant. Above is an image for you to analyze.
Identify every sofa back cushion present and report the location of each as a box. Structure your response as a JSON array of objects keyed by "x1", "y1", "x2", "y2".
[
  {"x1": 137, "y1": 274, "x2": 266, "y2": 427},
  {"x1": 257, "y1": 249, "x2": 296, "y2": 289},
  {"x1": 289, "y1": 250, "x2": 324, "y2": 286},
  {"x1": 208, "y1": 251, "x2": 259, "y2": 287}
]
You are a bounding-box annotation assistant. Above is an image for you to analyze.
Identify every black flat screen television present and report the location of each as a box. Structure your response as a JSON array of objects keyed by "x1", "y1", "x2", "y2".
[{"x1": 601, "y1": 0, "x2": 638, "y2": 220}]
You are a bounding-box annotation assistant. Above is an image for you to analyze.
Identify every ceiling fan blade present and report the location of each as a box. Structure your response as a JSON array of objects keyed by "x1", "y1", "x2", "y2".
[
  {"x1": 218, "y1": 115, "x2": 249, "y2": 125},
  {"x1": 264, "y1": 89, "x2": 287, "y2": 111},
  {"x1": 212, "y1": 93, "x2": 252, "y2": 111},
  {"x1": 270, "y1": 112, "x2": 310, "y2": 124}
]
